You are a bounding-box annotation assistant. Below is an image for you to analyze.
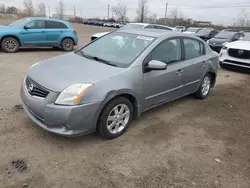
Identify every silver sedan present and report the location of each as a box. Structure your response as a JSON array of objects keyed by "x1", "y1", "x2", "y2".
[{"x1": 21, "y1": 28, "x2": 219, "y2": 139}]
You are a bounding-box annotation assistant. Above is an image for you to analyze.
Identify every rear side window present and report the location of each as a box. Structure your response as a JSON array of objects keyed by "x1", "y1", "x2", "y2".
[
  {"x1": 183, "y1": 39, "x2": 203, "y2": 60},
  {"x1": 151, "y1": 38, "x2": 182, "y2": 64},
  {"x1": 26, "y1": 20, "x2": 45, "y2": 29},
  {"x1": 46, "y1": 21, "x2": 68, "y2": 29}
]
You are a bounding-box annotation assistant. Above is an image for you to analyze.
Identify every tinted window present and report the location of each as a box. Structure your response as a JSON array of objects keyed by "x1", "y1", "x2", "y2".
[
  {"x1": 46, "y1": 21, "x2": 67, "y2": 29},
  {"x1": 184, "y1": 39, "x2": 202, "y2": 60},
  {"x1": 214, "y1": 31, "x2": 236, "y2": 39},
  {"x1": 151, "y1": 39, "x2": 181, "y2": 63},
  {"x1": 144, "y1": 25, "x2": 155, "y2": 29},
  {"x1": 26, "y1": 20, "x2": 45, "y2": 29},
  {"x1": 155, "y1": 26, "x2": 172, "y2": 30},
  {"x1": 197, "y1": 28, "x2": 212, "y2": 35}
]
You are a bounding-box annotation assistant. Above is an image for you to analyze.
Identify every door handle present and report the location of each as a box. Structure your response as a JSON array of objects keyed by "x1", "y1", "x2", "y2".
[{"x1": 176, "y1": 69, "x2": 183, "y2": 75}]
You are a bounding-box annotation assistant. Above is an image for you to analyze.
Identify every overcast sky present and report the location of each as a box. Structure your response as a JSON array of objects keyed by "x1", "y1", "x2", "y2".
[{"x1": 1, "y1": 0, "x2": 249, "y2": 25}]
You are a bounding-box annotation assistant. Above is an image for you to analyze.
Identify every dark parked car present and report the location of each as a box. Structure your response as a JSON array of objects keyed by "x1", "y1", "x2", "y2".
[
  {"x1": 196, "y1": 28, "x2": 218, "y2": 41},
  {"x1": 207, "y1": 31, "x2": 245, "y2": 52}
]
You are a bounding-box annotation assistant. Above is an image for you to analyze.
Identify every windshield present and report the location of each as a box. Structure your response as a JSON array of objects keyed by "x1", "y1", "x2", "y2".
[
  {"x1": 242, "y1": 33, "x2": 250, "y2": 41},
  {"x1": 197, "y1": 28, "x2": 212, "y2": 35},
  {"x1": 214, "y1": 31, "x2": 236, "y2": 39},
  {"x1": 9, "y1": 18, "x2": 29, "y2": 27},
  {"x1": 186, "y1": 28, "x2": 199, "y2": 32},
  {"x1": 78, "y1": 33, "x2": 155, "y2": 68},
  {"x1": 123, "y1": 23, "x2": 146, "y2": 29}
]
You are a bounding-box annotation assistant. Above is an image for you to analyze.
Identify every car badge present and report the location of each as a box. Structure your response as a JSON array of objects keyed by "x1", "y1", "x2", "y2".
[{"x1": 238, "y1": 50, "x2": 244, "y2": 55}]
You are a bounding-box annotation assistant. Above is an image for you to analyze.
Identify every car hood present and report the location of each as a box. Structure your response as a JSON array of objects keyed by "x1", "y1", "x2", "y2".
[
  {"x1": 27, "y1": 53, "x2": 124, "y2": 92},
  {"x1": 209, "y1": 37, "x2": 230, "y2": 45},
  {"x1": 226, "y1": 41, "x2": 250, "y2": 50},
  {"x1": 184, "y1": 31, "x2": 195, "y2": 34},
  {"x1": 196, "y1": 33, "x2": 208, "y2": 37},
  {"x1": 92, "y1": 32, "x2": 110, "y2": 38}
]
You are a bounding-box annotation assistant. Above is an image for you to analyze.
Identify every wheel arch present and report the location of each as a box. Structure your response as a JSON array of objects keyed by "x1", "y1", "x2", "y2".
[
  {"x1": 95, "y1": 91, "x2": 141, "y2": 131},
  {"x1": 207, "y1": 71, "x2": 217, "y2": 87},
  {"x1": 0, "y1": 35, "x2": 22, "y2": 46},
  {"x1": 61, "y1": 36, "x2": 76, "y2": 45}
]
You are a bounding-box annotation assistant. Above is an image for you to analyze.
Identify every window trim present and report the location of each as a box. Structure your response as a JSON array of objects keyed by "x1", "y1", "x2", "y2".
[
  {"x1": 142, "y1": 37, "x2": 183, "y2": 72},
  {"x1": 181, "y1": 37, "x2": 206, "y2": 61}
]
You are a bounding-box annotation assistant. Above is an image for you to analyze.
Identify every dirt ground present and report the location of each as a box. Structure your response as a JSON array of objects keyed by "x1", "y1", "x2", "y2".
[{"x1": 0, "y1": 23, "x2": 250, "y2": 188}]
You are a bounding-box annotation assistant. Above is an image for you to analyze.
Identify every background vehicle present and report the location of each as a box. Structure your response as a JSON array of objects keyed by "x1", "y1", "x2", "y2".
[
  {"x1": 184, "y1": 27, "x2": 201, "y2": 34},
  {"x1": 196, "y1": 28, "x2": 218, "y2": 41},
  {"x1": 174, "y1": 26, "x2": 186, "y2": 32},
  {"x1": 207, "y1": 31, "x2": 244, "y2": 52},
  {"x1": 220, "y1": 31, "x2": 250, "y2": 70},
  {"x1": 21, "y1": 29, "x2": 219, "y2": 139},
  {"x1": 0, "y1": 17, "x2": 78, "y2": 53},
  {"x1": 91, "y1": 23, "x2": 173, "y2": 40}
]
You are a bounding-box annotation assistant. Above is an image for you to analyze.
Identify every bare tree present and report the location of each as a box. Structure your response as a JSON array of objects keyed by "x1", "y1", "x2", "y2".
[
  {"x1": 112, "y1": 0, "x2": 128, "y2": 22},
  {"x1": 235, "y1": 9, "x2": 250, "y2": 28},
  {"x1": 136, "y1": 0, "x2": 148, "y2": 23},
  {"x1": 37, "y1": 3, "x2": 46, "y2": 17},
  {"x1": 147, "y1": 13, "x2": 157, "y2": 23},
  {"x1": 56, "y1": 0, "x2": 65, "y2": 20},
  {"x1": 169, "y1": 9, "x2": 184, "y2": 20},
  {"x1": 6, "y1": 6, "x2": 18, "y2": 14},
  {"x1": 23, "y1": 0, "x2": 34, "y2": 16},
  {"x1": 0, "y1": 4, "x2": 5, "y2": 13}
]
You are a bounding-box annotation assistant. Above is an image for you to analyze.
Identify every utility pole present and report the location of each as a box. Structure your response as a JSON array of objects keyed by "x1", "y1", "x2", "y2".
[
  {"x1": 164, "y1": 2, "x2": 168, "y2": 25},
  {"x1": 74, "y1": 6, "x2": 76, "y2": 18},
  {"x1": 108, "y1": 4, "x2": 110, "y2": 20},
  {"x1": 48, "y1": 6, "x2": 50, "y2": 18},
  {"x1": 81, "y1": 10, "x2": 83, "y2": 17}
]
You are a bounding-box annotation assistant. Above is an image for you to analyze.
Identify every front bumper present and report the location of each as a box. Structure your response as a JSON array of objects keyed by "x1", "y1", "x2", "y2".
[
  {"x1": 20, "y1": 78, "x2": 101, "y2": 136},
  {"x1": 220, "y1": 49, "x2": 250, "y2": 70}
]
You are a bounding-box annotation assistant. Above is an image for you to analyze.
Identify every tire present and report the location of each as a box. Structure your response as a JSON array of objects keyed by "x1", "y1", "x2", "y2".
[
  {"x1": 1, "y1": 37, "x2": 20, "y2": 53},
  {"x1": 98, "y1": 97, "x2": 134, "y2": 139},
  {"x1": 194, "y1": 74, "x2": 212, "y2": 99},
  {"x1": 61, "y1": 38, "x2": 74, "y2": 51}
]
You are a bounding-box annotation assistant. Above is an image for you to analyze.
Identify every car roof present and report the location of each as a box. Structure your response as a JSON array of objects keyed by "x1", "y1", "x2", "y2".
[
  {"x1": 26, "y1": 17, "x2": 68, "y2": 23},
  {"x1": 128, "y1": 23, "x2": 149, "y2": 26},
  {"x1": 115, "y1": 28, "x2": 198, "y2": 39}
]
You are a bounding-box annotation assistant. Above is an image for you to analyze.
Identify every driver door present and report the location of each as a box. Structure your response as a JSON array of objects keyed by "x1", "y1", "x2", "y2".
[
  {"x1": 143, "y1": 38, "x2": 184, "y2": 110},
  {"x1": 20, "y1": 20, "x2": 47, "y2": 45}
]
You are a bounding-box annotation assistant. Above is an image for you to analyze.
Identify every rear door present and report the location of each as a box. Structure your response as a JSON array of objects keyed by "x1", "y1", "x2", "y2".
[
  {"x1": 20, "y1": 20, "x2": 46, "y2": 45},
  {"x1": 44, "y1": 21, "x2": 68, "y2": 45},
  {"x1": 180, "y1": 38, "x2": 208, "y2": 94}
]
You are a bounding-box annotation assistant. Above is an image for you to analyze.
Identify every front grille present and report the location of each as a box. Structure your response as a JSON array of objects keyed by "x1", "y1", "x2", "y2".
[
  {"x1": 228, "y1": 48, "x2": 250, "y2": 59},
  {"x1": 25, "y1": 77, "x2": 49, "y2": 98}
]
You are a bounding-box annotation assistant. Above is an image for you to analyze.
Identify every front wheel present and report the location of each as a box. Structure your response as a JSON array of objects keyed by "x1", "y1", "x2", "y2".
[
  {"x1": 61, "y1": 38, "x2": 74, "y2": 51},
  {"x1": 98, "y1": 97, "x2": 133, "y2": 139},
  {"x1": 194, "y1": 74, "x2": 212, "y2": 99},
  {"x1": 1, "y1": 37, "x2": 20, "y2": 53}
]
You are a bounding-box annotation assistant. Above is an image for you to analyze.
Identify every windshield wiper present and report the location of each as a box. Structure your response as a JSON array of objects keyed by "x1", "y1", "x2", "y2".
[{"x1": 78, "y1": 51, "x2": 118, "y2": 67}]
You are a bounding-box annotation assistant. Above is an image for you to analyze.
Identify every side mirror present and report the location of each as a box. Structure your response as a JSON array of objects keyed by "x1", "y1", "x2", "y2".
[
  {"x1": 24, "y1": 25, "x2": 31, "y2": 29},
  {"x1": 239, "y1": 37, "x2": 244, "y2": 40},
  {"x1": 146, "y1": 60, "x2": 167, "y2": 71}
]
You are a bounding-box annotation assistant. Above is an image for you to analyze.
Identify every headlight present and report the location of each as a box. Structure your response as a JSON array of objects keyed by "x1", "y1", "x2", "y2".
[
  {"x1": 222, "y1": 42, "x2": 228, "y2": 46},
  {"x1": 55, "y1": 83, "x2": 93, "y2": 105},
  {"x1": 30, "y1": 62, "x2": 39, "y2": 68},
  {"x1": 222, "y1": 45, "x2": 228, "y2": 50}
]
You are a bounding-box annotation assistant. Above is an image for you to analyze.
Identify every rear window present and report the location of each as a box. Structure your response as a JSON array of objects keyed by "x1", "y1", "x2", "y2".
[{"x1": 46, "y1": 21, "x2": 68, "y2": 29}]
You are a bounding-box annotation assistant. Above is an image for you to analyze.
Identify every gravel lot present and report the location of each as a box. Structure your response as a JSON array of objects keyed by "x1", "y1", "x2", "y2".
[{"x1": 0, "y1": 23, "x2": 250, "y2": 188}]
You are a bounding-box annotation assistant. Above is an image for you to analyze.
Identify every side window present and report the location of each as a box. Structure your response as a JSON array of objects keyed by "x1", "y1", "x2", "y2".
[
  {"x1": 144, "y1": 25, "x2": 155, "y2": 29},
  {"x1": 46, "y1": 21, "x2": 68, "y2": 29},
  {"x1": 233, "y1": 33, "x2": 241, "y2": 40},
  {"x1": 151, "y1": 38, "x2": 181, "y2": 63},
  {"x1": 26, "y1": 20, "x2": 45, "y2": 29},
  {"x1": 184, "y1": 39, "x2": 202, "y2": 60}
]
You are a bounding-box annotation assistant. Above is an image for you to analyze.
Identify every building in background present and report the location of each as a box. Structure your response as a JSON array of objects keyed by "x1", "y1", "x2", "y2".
[{"x1": 52, "y1": 14, "x2": 73, "y2": 21}]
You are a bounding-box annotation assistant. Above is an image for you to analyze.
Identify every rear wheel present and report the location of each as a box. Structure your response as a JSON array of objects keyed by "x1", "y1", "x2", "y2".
[
  {"x1": 61, "y1": 38, "x2": 74, "y2": 51},
  {"x1": 194, "y1": 74, "x2": 212, "y2": 99},
  {"x1": 1, "y1": 37, "x2": 20, "y2": 53},
  {"x1": 98, "y1": 97, "x2": 133, "y2": 139}
]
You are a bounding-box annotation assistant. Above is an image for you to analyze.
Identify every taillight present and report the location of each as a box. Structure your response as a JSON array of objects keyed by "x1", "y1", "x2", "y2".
[{"x1": 74, "y1": 29, "x2": 77, "y2": 35}]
